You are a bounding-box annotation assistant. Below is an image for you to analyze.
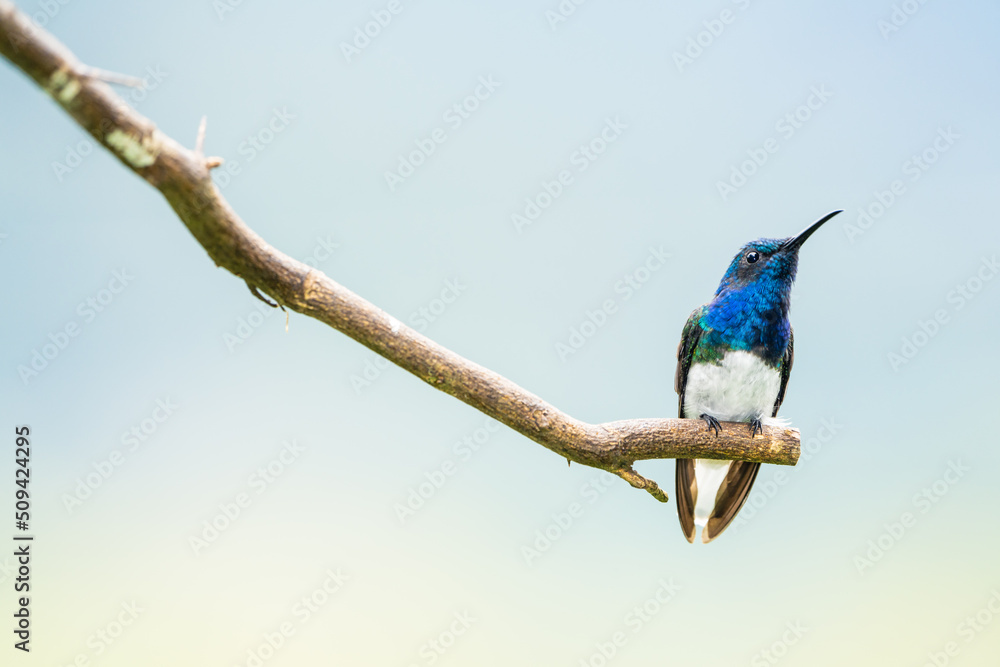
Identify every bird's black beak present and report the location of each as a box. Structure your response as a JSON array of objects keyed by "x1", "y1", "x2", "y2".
[{"x1": 781, "y1": 210, "x2": 842, "y2": 253}]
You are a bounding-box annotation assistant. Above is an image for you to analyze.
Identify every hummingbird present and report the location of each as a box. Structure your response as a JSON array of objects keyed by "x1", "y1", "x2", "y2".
[{"x1": 674, "y1": 210, "x2": 841, "y2": 543}]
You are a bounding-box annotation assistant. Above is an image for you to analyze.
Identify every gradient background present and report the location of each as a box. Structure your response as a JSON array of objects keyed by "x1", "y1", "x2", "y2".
[{"x1": 2, "y1": 0, "x2": 999, "y2": 665}]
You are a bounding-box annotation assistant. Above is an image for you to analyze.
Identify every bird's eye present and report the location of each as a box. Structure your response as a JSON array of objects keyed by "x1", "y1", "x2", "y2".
[{"x1": 746, "y1": 251, "x2": 760, "y2": 264}]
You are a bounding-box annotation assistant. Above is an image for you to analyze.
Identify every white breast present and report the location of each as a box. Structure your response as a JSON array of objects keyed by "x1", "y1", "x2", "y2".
[{"x1": 682, "y1": 350, "x2": 781, "y2": 423}]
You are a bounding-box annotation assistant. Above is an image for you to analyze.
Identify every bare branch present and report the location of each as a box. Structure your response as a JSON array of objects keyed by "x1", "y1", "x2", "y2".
[{"x1": 0, "y1": 1, "x2": 799, "y2": 504}]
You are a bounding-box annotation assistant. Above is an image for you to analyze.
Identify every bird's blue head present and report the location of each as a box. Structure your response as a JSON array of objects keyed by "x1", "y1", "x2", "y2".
[
  {"x1": 714, "y1": 210, "x2": 842, "y2": 300},
  {"x1": 715, "y1": 236, "x2": 798, "y2": 298},
  {"x1": 703, "y1": 211, "x2": 841, "y2": 362}
]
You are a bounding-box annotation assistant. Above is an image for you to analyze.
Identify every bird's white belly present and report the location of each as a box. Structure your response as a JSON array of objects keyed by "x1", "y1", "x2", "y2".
[{"x1": 682, "y1": 350, "x2": 781, "y2": 423}]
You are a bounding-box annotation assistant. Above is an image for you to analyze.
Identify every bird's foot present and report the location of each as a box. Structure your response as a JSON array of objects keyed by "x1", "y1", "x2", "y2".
[
  {"x1": 748, "y1": 418, "x2": 763, "y2": 439},
  {"x1": 699, "y1": 414, "x2": 722, "y2": 437}
]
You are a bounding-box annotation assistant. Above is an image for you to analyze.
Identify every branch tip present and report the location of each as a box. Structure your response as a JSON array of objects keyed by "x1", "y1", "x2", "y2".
[
  {"x1": 78, "y1": 65, "x2": 144, "y2": 88},
  {"x1": 195, "y1": 116, "x2": 207, "y2": 156},
  {"x1": 246, "y1": 281, "x2": 278, "y2": 308},
  {"x1": 613, "y1": 467, "x2": 669, "y2": 503}
]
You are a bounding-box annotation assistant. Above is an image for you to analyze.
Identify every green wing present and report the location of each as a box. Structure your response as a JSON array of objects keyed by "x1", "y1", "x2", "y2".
[
  {"x1": 772, "y1": 328, "x2": 794, "y2": 417},
  {"x1": 674, "y1": 306, "x2": 706, "y2": 417}
]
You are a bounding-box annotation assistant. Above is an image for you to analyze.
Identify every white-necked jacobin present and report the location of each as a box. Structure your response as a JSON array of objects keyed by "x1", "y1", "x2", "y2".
[{"x1": 674, "y1": 210, "x2": 841, "y2": 543}]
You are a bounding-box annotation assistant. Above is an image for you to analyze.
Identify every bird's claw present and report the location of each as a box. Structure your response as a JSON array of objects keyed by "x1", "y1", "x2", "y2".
[
  {"x1": 699, "y1": 414, "x2": 722, "y2": 437},
  {"x1": 748, "y1": 418, "x2": 763, "y2": 439}
]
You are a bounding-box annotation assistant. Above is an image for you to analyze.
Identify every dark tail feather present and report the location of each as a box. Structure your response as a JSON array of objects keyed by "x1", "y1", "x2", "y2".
[
  {"x1": 675, "y1": 459, "x2": 697, "y2": 543},
  {"x1": 703, "y1": 461, "x2": 760, "y2": 543}
]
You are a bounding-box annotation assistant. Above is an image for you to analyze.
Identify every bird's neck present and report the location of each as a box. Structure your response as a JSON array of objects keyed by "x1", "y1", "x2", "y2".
[{"x1": 704, "y1": 280, "x2": 792, "y2": 364}]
